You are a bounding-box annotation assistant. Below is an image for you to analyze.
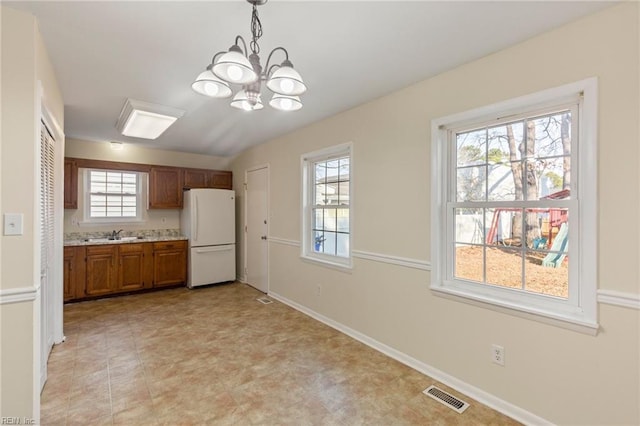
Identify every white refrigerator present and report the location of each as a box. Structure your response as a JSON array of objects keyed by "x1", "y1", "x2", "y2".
[{"x1": 181, "y1": 188, "x2": 236, "y2": 288}]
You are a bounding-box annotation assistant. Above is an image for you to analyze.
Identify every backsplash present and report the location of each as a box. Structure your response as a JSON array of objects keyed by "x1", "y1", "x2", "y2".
[{"x1": 64, "y1": 228, "x2": 181, "y2": 241}]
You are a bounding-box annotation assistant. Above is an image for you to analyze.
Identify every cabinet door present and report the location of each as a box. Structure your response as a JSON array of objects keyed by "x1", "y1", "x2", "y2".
[
  {"x1": 149, "y1": 167, "x2": 183, "y2": 208},
  {"x1": 86, "y1": 245, "x2": 118, "y2": 296},
  {"x1": 63, "y1": 247, "x2": 76, "y2": 301},
  {"x1": 208, "y1": 171, "x2": 232, "y2": 189},
  {"x1": 63, "y1": 246, "x2": 86, "y2": 301},
  {"x1": 183, "y1": 169, "x2": 209, "y2": 189},
  {"x1": 153, "y1": 241, "x2": 187, "y2": 287},
  {"x1": 118, "y1": 244, "x2": 146, "y2": 291},
  {"x1": 64, "y1": 159, "x2": 78, "y2": 209}
]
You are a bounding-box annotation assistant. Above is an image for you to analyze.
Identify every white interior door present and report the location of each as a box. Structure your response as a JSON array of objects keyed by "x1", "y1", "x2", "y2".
[{"x1": 245, "y1": 166, "x2": 268, "y2": 293}]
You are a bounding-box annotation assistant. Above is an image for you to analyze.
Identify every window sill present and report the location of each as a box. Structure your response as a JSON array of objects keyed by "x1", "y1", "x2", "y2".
[
  {"x1": 430, "y1": 284, "x2": 599, "y2": 335},
  {"x1": 300, "y1": 254, "x2": 353, "y2": 274}
]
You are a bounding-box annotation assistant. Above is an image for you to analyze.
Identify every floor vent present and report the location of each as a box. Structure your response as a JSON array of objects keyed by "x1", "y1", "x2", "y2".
[
  {"x1": 256, "y1": 297, "x2": 273, "y2": 305},
  {"x1": 423, "y1": 385, "x2": 470, "y2": 414}
]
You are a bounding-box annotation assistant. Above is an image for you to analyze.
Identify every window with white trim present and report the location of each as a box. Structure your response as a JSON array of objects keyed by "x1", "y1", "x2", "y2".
[
  {"x1": 301, "y1": 143, "x2": 352, "y2": 269},
  {"x1": 83, "y1": 168, "x2": 145, "y2": 223},
  {"x1": 431, "y1": 79, "x2": 597, "y2": 331}
]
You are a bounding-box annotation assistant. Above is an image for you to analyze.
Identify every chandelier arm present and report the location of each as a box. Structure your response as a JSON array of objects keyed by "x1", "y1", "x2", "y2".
[
  {"x1": 209, "y1": 51, "x2": 227, "y2": 66},
  {"x1": 234, "y1": 35, "x2": 250, "y2": 57},
  {"x1": 264, "y1": 47, "x2": 290, "y2": 77}
]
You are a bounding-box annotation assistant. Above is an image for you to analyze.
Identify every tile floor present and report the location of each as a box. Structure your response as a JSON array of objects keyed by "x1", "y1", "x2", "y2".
[{"x1": 41, "y1": 282, "x2": 520, "y2": 425}]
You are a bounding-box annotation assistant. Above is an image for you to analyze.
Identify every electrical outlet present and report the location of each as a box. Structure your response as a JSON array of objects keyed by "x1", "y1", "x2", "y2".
[{"x1": 491, "y1": 344, "x2": 505, "y2": 366}]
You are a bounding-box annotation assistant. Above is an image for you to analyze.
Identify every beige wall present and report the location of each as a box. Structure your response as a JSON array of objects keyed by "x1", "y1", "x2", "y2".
[
  {"x1": 64, "y1": 138, "x2": 231, "y2": 235},
  {"x1": 231, "y1": 3, "x2": 640, "y2": 425},
  {"x1": 0, "y1": 6, "x2": 64, "y2": 420}
]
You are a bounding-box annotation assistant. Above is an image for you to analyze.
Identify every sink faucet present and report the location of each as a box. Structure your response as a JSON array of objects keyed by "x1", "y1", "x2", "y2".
[{"x1": 110, "y1": 229, "x2": 124, "y2": 240}]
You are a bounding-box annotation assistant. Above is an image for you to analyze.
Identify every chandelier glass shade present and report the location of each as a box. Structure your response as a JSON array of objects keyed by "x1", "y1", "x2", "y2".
[{"x1": 192, "y1": 0, "x2": 306, "y2": 111}]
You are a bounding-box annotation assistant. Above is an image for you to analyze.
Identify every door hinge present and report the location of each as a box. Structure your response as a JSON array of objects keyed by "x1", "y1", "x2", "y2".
[{"x1": 245, "y1": 225, "x2": 247, "y2": 233}]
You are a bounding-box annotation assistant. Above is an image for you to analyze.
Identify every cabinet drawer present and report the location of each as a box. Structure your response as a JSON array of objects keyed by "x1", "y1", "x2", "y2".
[
  {"x1": 153, "y1": 240, "x2": 187, "y2": 251},
  {"x1": 119, "y1": 243, "x2": 145, "y2": 253},
  {"x1": 86, "y1": 245, "x2": 118, "y2": 256}
]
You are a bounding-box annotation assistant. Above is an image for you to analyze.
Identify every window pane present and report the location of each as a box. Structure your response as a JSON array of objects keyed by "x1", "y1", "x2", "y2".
[
  {"x1": 339, "y1": 158, "x2": 349, "y2": 181},
  {"x1": 325, "y1": 181, "x2": 339, "y2": 205},
  {"x1": 457, "y1": 166, "x2": 486, "y2": 202},
  {"x1": 455, "y1": 208, "x2": 483, "y2": 244},
  {"x1": 315, "y1": 163, "x2": 326, "y2": 185},
  {"x1": 487, "y1": 125, "x2": 510, "y2": 165},
  {"x1": 323, "y1": 231, "x2": 337, "y2": 256},
  {"x1": 315, "y1": 184, "x2": 328, "y2": 205},
  {"x1": 487, "y1": 163, "x2": 517, "y2": 201},
  {"x1": 486, "y1": 247, "x2": 523, "y2": 290},
  {"x1": 338, "y1": 181, "x2": 349, "y2": 205},
  {"x1": 336, "y1": 233, "x2": 349, "y2": 258},
  {"x1": 336, "y1": 208, "x2": 349, "y2": 233},
  {"x1": 456, "y1": 129, "x2": 486, "y2": 166},
  {"x1": 486, "y1": 208, "x2": 522, "y2": 247},
  {"x1": 531, "y1": 111, "x2": 569, "y2": 159},
  {"x1": 454, "y1": 244, "x2": 483, "y2": 282},
  {"x1": 313, "y1": 231, "x2": 325, "y2": 253},
  {"x1": 323, "y1": 209, "x2": 336, "y2": 231},
  {"x1": 313, "y1": 209, "x2": 323, "y2": 231},
  {"x1": 536, "y1": 157, "x2": 570, "y2": 200}
]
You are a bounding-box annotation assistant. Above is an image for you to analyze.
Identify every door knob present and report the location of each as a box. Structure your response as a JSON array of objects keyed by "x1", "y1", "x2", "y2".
[{"x1": 261, "y1": 236, "x2": 267, "y2": 240}]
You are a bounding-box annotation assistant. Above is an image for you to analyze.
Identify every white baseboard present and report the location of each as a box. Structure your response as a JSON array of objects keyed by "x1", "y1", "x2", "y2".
[
  {"x1": 237, "y1": 275, "x2": 247, "y2": 284},
  {"x1": 268, "y1": 290, "x2": 551, "y2": 426}
]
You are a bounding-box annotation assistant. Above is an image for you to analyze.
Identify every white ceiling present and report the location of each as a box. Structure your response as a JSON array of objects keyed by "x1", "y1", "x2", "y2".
[{"x1": 7, "y1": 1, "x2": 614, "y2": 157}]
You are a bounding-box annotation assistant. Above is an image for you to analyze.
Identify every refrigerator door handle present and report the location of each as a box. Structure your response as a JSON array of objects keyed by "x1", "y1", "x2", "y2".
[
  {"x1": 195, "y1": 246, "x2": 234, "y2": 253},
  {"x1": 193, "y1": 195, "x2": 199, "y2": 243}
]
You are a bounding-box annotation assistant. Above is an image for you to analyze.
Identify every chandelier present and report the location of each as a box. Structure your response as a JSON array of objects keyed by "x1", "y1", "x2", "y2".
[{"x1": 191, "y1": 0, "x2": 307, "y2": 112}]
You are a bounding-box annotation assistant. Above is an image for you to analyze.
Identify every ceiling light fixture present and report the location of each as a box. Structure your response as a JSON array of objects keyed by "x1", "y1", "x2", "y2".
[
  {"x1": 116, "y1": 99, "x2": 185, "y2": 140},
  {"x1": 192, "y1": 0, "x2": 306, "y2": 112}
]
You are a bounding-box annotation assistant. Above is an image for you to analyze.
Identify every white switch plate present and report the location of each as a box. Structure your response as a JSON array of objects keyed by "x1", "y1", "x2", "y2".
[{"x1": 4, "y1": 213, "x2": 24, "y2": 236}]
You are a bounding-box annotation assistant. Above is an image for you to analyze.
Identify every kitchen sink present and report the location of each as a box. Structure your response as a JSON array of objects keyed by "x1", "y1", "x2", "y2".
[{"x1": 84, "y1": 236, "x2": 145, "y2": 243}]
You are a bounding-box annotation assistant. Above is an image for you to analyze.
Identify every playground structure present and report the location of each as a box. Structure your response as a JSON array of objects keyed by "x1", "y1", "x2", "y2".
[{"x1": 485, "y1": 190, "x2": 569, "y2": 268}]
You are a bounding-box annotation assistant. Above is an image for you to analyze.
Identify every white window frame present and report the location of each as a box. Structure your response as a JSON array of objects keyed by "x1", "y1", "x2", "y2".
[
  {"x1": 431, "y1": 78, "x2": 598, "y2": 334},
  {"x1": 301, "y1": 142, "x2": 353, "y2": 271},
  {"x1": 82, "y1": 168, "x2": 147, "y2": 224}
]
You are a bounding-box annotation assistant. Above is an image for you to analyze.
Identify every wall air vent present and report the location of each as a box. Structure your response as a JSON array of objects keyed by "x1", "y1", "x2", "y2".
[{"x1": 423, "y1": 385, "x2": 470, "y2": 414}]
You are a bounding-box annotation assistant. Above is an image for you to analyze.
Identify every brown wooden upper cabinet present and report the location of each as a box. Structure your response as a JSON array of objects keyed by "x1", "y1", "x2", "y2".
[
  {"x1": 64, "y1": 158, "x2": 78, "y2": 209},
  {"x1": 184, "y1": 168, "x2": 232, "y2": 190},
  {"x1": 183, "y1": 168, "x2": 209, "y2": 189},
  {"x1": 208, "y1": 170, "x2": 233, "y2": 190},
  {"x1": 149, "y1": 166, "x2": 183, "y2": 209}
]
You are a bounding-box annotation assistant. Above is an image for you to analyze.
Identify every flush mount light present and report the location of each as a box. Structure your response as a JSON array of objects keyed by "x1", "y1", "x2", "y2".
[
  {"x1": 192, "y1": 0, "x2": 306, "y2": 112},
  {"x1": 116, "y1": 99, "x2": 185, "y2": 140}
]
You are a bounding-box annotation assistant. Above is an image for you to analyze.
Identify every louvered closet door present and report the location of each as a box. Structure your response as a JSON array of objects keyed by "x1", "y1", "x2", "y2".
[{"x1": 40, "y1": 120, "x2": 56, "y2": 388}]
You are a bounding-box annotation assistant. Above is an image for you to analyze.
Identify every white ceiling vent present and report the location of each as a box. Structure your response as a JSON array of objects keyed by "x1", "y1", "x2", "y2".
[{"x1": 423, "y1": 385, "x2": 470, "y2": 414}]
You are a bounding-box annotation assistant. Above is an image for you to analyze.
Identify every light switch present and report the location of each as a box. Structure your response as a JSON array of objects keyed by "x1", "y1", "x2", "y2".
[{"x1": 4, "y1": 213, "x2": 24, "y2": 236}]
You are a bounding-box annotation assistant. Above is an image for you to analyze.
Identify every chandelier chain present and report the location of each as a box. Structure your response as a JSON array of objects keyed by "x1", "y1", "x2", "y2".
[{"x1": 250, "y1": 4, "x2": 263, "y2": 55}]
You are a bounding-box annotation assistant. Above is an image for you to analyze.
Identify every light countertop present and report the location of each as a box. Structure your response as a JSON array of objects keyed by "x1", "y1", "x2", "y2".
[{"x1": 64, "y1": 235, "x2": 187, "y2": 247}]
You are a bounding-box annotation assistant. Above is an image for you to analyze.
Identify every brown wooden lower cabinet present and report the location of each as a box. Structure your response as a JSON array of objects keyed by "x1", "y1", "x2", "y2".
[
  {"x1": 85, "y1": 245, "x2": 119, "y2": 297},
  {"x1": 64, "y1": 240, "x2": 186, "y2": 302},
  {"x1": 152, "y1": 240, "x2": 187, "y2": 287},
  {"x1": 63, "y1": 246, "x2": 85, "y2": 301},
  {"x1": 118, "y1": 243, "x2": 152, "y2": 292}
]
